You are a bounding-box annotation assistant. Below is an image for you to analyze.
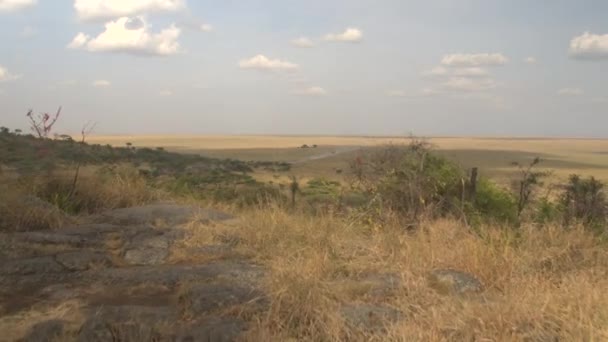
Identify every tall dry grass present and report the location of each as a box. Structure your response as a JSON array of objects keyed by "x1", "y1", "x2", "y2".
[
  {"x1": 0, "y1": 165, "x2": 158, "y2": 231},
  {"x1": 188, "y1": 204, "x2": 608, "y2": 341}
]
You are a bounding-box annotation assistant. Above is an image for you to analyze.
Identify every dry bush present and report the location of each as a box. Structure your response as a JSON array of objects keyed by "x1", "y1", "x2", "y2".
[
  {"x1": 219, "y1": 205, "x2": 608, "y2": 341},
  {"x1": 0, "y1": 178, "x2": 66, "y2": 231},
  {"x1": 28, "y1": 165, "x2": 158, "y2": 214}
]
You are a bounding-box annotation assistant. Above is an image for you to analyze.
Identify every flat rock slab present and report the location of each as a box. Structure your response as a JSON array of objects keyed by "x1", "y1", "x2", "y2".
[
  {"x1": 341, "y1": 303, "x2": 403, "y2": 332},
  {"x1": 0, "y1": 256, "x2": 65, "y2": 276},
  {"x1": 179, "y1": 283, "x2": 266, "y2": 316},
  {"x1": 96, "y1": 204, "x2": 235, "y2": 226},
  {"x1": 55, "y1": 251, "x2": 113, "y2": 271},
  {"x1": 428, "y1": 269, "x2": 483, "y2": 295},
  {"x1": 91, "y1": 262, "x2": 265, "y2": 287}
]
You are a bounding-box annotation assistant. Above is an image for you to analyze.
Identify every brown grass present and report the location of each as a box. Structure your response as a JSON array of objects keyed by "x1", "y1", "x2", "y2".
[{"x1": 178, "y1": 204, "x2": 608, "y2": 341}]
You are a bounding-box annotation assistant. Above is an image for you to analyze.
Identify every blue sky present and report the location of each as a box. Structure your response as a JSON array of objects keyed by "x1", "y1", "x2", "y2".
[{"x1": 0, "y1": 0, "x2": 607, "y2": 136}]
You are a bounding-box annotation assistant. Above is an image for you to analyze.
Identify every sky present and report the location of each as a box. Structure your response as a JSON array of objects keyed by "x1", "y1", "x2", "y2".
[{"x1": 0, "y1": 0, "x2": 607, "y2": 137}]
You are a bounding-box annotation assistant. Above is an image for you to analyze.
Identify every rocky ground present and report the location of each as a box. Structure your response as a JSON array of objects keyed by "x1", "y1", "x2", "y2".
[
  {"x1": 0, "y1": 203, "x2": 484, "y2": 342},
  {"x1": 0, "y1": 204, "x2": 268, "y2": 341}
]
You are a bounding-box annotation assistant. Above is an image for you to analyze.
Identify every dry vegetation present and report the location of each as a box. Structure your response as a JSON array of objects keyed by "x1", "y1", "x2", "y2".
[
  {"x1": 2, "y1": 129, "x2": 608, "y2": 341},
  {"x1": 180, "y1": 205, "x2": 608, "y2": 341}
]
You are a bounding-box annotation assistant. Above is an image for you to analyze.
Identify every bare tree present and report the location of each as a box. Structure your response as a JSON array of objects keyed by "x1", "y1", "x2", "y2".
[
  {"x1": 26, "y1": 107, "x2": 62, "y2": 138},
  {"x1": 67, "y1": 122, "x2": 97, "y2": 199}
]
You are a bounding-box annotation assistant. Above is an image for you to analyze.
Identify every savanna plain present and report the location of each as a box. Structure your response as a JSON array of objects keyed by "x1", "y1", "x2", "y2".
[{"x1": 2, "y1": 130, "x2": 608, "y2": 341}]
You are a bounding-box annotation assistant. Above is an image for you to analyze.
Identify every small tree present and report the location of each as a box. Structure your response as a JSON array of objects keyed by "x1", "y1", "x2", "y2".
[
  {"x1": 289, "y1": 176, "x2": 300, "y2": 207},
  {"x1": 26, "y1": 106, "x2": 62, "y2": 138},
  {"x1": 511, "y1": 157, "x2": 550, "y2": 219},
  {"x1": 560, "y1": 175, "x2": 606, "y2": 227}
]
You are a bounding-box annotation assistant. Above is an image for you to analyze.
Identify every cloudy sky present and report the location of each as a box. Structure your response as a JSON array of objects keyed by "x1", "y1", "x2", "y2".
[{"x1": 0, "y1": 0, "x2": 607, "y2": 136}]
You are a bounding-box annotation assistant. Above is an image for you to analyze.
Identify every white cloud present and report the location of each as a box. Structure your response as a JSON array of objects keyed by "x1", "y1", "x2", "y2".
[
  {"x1": 238, "y1": 55, "x2": 299, "y2": 71},
  {"x1": 92, "y1": 79, "x2": 111, "y2": 87},
  {"x1": 292, "y1": 86, "x2": 327, "y2": 96},
  {"x1": 0, "y1": 65, "x2": 21, "y2": 82},
  {"x1": 291, "y1": 37, "x2": 314, "y2": 48},
  {"x1": 441, "y1": 77, "x2": 498, "y2": 92},
  {"x1": 323, "y1": 28, "x2": 363, "y2": 43},
  {"x1": 452, "y1": 67, "x2": 489, "y2": 77},
  {"x1": 569, "y1": 32, "x2": 608, "y2": 60},
  {"x1": 558, "y1": 88, "x2": 584, "y2": 96},
  {"x1": 200, "y1": 23, "x2": 213, "y2": 32},
  {"x1": 441, "y1": 53, "x2": 508, "y2": 67},
  {"x1": 68, "y1": 16, "x2": 181, "y2": 56},
  {"x1": 424, "y1": 66, "x2": 448, "y2": 76},
  {"x1": 525, "y1": 56, "x2": 537, "y2": 64},
  {"x1": 74, "y1": 0, "x2": 185, "y2": 21},
  {"x1": 0, "y1": 0, "x2": 36, "y2": 12},
  {"x1": 425, "y1": 66, "x2": 487, "y2": 78},
  {"x1": 159, "y1": 89, "x2": 173, "y2": 96}
]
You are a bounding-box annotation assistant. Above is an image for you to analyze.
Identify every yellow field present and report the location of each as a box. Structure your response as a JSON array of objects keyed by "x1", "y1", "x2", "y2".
[{"x1": 88, "y1": 135, "x2": 608, "y2": 183}]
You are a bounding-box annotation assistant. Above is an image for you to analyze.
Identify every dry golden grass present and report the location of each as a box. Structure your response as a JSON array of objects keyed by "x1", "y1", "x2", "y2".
[
  {"x1": 0, "y1": 300, "x2": 85, "y2": 341},
  {"x1": 177, "y1": 204, "x2": 608, "y2": 341}
]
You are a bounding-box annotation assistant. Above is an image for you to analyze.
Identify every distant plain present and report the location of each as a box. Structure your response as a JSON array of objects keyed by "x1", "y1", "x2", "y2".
[{"x1": 88, "y1": 135, "x2": 608, "y2": 184}]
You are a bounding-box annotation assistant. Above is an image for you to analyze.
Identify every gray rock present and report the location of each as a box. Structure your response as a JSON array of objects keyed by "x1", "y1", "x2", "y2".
[
  {"x1": 0, "y1": 256, "x2": 64, "y2": 276},
  {"x1": 22, "y1": 319, "x2": 67, "y2": 342},
  {"x1": 91, "y1": 262, "x2": 265, "y2": 287},
  {"x1": 178, "y1": 318, "x2": 246, "y2": 342},
  {"x1": 77, "y1": 306, "x2": 176, "y2": 342},
  {"x1": 14, "y1": 232, "x2": 91, "y2": 248},
  {"x1": 179, "y1": 283, "x2": 265, "y2": 316},
  {"x1": 428, "y1": 269, "x2": 483, "y2": 295},
  {"x1": 357, "y1": 272, "x2": 401, "y2": 298},
  {"x1": 55, "y1": 251, "x2": 112, "y2": 271},
  {"x1": 341, "y1": 303, "x2": 403, "y2": 332},
  {"x1": 97, "y1": 204, "x2": 234, "y2": 226},
  {"x1": 123, "y1": 247, "x2": 169, "y2": 266},
  {"x1": 122, "y1": 230, "x2": 180, "y2": 266}
]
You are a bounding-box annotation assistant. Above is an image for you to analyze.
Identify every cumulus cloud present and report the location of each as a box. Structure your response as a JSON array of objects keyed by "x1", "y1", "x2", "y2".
[
  {"x1": 441, "y1": 53, "x2": 508, "y2": 67},
  {"x1": 323, "y1": 28, "x2": 363, "y2": 43},
  {"x1": 558, "y1": 88, "x2": 584, "y2": 96},
  {"x1": 569, "y1": 32, "x2": 608, "y2": 60},
  {"x1": 525, "y1": 56, "x2": 537, "y2": 64},
  {"x1": 441, "y1": 77, "x2": 498, "y2": 92},
  {"x1": 0, "y1": 0, "x2": 36, "y2": 12},
  {"x1": 92, "y1": 79, "x2": 111, "y2": 87},
  {"x1": 238, "y1": 55, "x2": 299, "y2": 71},
  {"x1": 0, "y1": 65, "x2": 21, "y2": 82},
  {"x1": 74, "y1": 0, "x2": 185, "y2": 21},
  {"x1": 68, "y1": 16, "x2": 181, "y2": 56},
  {"x1": 292, "y1": 86, "x2": 327, "y2": 96},
  {"x1": 452, "y1": 67, "x2": 489, "y2": 77},
  {"x1": 291, "y1": 37, "x2": 314, "y2": 48}
]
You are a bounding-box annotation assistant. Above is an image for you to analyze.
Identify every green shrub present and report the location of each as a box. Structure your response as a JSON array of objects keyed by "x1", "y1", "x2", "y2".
[
  {"x1": 560, "y1": 175, "x2": 607, "y2": 230},
  {"x1": 470, "y1": 179, "x2": 518, "y2": 226}
]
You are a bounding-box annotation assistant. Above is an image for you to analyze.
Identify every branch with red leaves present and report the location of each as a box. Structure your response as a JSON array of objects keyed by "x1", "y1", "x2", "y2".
[{"x1": 26, "y1": 106, "x2": 62, "y2": 138}]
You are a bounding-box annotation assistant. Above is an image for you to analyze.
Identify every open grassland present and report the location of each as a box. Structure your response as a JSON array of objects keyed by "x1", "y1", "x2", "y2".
[
  {"x1": 3, "y1": 132, "x2": 608, "y2": 340},
  {"x1": 89, "y1": 135, "x2": 608, "y2": 184}
]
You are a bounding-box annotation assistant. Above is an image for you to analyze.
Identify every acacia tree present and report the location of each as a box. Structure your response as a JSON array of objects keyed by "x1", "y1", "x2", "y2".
[
  {"x1": 511, "y1": 157, "x2": 550, "y2": 219},
  {"x1": 26, "y1": 107, "x2": 62, "y2": 138}
]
